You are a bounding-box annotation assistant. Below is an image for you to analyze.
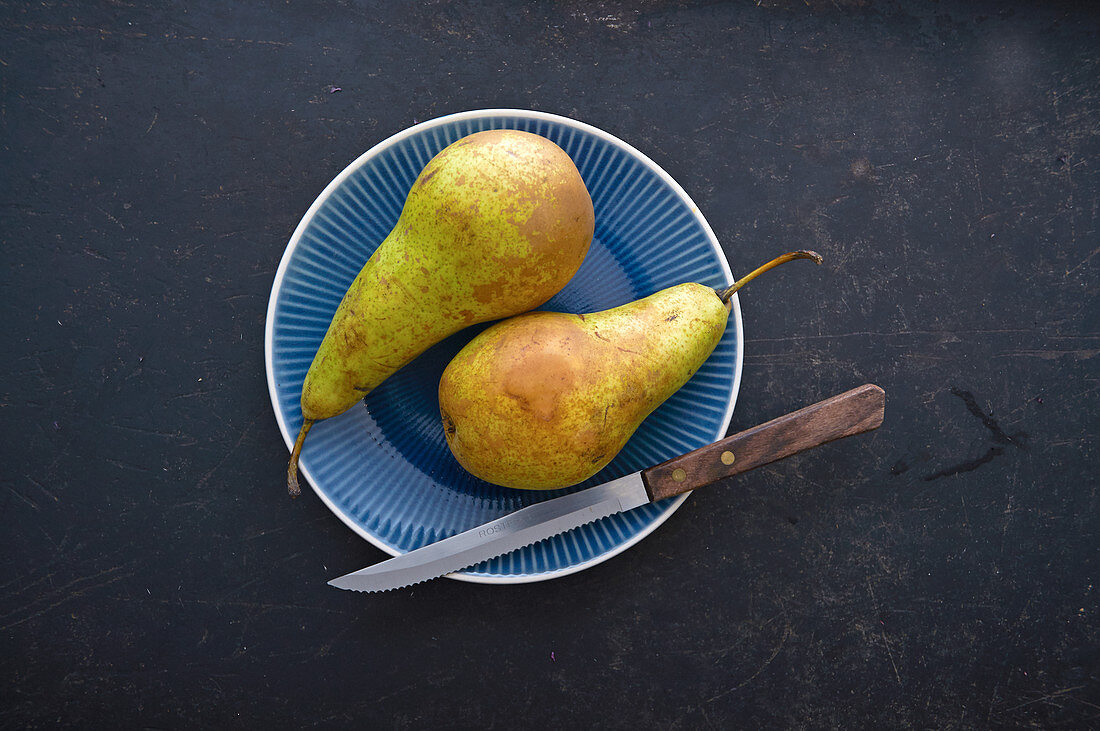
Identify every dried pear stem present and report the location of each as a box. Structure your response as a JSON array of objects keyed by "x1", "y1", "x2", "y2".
[
  {"x1": 287, "y1": 419, "x2": 314, "y2": 498},
  {"x1": 719, "y1": 250, "x2": 823, "y2": 304}
]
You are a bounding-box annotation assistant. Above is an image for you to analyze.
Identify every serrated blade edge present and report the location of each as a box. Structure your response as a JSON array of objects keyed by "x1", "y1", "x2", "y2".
[{"x1": 327, "y1": 472, "x2": 650, "y2": 592}]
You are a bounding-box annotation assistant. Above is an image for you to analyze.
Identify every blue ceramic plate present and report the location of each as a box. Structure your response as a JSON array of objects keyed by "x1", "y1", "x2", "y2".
[{"x1": 265, "y1": 110, "x2": 743, "y2": 584}]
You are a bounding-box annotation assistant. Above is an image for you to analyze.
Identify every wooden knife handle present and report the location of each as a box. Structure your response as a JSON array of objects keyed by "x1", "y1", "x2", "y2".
[{"x1": 641, "y1": 384, "x2": 885, "y2": 502}]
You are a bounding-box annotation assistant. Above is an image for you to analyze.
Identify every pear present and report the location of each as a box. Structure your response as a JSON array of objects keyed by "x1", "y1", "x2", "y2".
[
  {"x1": 438, "y1": 251, "x2": 822, "y2": 490},
  {"x1": 287, "y1": 130, "x2": 594, "y2": 496}
]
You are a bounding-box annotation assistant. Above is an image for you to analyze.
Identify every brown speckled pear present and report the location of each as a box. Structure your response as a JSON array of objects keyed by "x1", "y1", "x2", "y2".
[
  {"x1": 287, "y1": 130, "x2": 594, "y2": 496},
  {"x1": 438, "y1": 251, "x2": 822, "y2": 490}
]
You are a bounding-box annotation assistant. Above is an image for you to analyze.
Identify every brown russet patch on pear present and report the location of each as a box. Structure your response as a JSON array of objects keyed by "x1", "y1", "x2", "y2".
[
  {"x1": 470, "y1": 278, "x2": 510, "y2": 306},
  {"x1": 519, "y1": 200, "x2": 591, "y2": 271},
  {"x1": 469, "y1": 249, "x2": 558, "y2": 307},
  {"x1": 419, "y1": 166, "x2": 439, "y2": 185},
  {"x1": 501, "y1": 349, "x2": 578, "y2": 423}
]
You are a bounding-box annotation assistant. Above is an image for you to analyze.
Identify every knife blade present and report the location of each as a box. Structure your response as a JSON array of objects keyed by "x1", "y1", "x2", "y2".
[{"x1": 328, "y1": 383, "x2": 885, "y2": 592}]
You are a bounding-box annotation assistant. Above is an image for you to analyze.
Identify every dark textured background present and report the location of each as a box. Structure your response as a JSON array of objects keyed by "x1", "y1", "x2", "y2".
[{"x1": 2, "y1": 1, "x2": 1098, "y2": 727}]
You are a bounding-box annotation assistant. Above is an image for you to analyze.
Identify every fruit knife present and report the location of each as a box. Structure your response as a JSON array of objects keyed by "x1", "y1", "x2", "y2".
[{"x1": 328, "y1": 383, "x2": 885, "y2": 592}]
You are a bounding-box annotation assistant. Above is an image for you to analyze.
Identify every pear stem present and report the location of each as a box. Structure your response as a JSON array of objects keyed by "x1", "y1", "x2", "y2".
[
  {"x1": 287, "y1": 419, "x2": 314, "y2": 498},
  {"x1": 719, "y1": 250, "x2": 823, "y2": 304}
]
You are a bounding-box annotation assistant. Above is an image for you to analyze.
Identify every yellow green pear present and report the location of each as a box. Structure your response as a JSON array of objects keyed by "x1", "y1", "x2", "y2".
[
  {"x1": 438, "y1": 251, "x2": 822, "y2": 490},
  {"x1": 287, "y1": 129, "x2": 595, "y2": 496}
]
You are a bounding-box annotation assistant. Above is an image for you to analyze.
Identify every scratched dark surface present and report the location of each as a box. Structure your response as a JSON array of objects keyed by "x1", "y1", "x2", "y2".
[{"x1": 2, "y1": 1, "x2": 1098, "y2": 727}]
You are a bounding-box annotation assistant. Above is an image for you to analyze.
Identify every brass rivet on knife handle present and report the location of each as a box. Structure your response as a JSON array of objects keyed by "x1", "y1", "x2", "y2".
[{"x1": 640, "y1": 384, "x2": 885, "y2": 502}]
